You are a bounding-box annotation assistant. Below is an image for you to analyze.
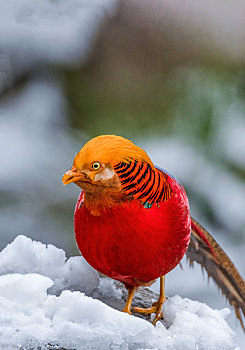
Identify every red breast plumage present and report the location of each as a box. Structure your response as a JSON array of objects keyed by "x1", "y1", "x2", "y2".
[{"x1": 74, "y1": 165, "x2": 191, "y2": 288}]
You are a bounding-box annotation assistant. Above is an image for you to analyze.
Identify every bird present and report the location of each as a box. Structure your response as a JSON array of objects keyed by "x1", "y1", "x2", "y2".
[{"x1": 62, "y1": 134, "x2": 245, "y2": 328}]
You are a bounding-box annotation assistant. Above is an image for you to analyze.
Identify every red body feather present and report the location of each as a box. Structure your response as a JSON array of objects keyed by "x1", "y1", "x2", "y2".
[{"x1": 74, "y1": 172, "x2": 191, "y2": 288}]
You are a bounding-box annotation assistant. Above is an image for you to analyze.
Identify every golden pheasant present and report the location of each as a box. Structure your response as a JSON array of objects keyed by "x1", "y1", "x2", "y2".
[{"x1": 62, "y1": 135, "x2": 245, "y2": 328}]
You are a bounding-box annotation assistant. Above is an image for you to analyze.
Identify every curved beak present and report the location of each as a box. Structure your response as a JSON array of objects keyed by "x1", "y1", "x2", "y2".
[{"x1": 62, "y1": 169, "x2": 88, "y2": 185}]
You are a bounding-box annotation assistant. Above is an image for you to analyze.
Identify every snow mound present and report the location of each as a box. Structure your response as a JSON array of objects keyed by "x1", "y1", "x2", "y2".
[
  {"x1": 0, "y1": 236, "x2": 238, "y2": 350},
  {"x1": 0, "y1": 235, "x2": 99, "y2": 295}
]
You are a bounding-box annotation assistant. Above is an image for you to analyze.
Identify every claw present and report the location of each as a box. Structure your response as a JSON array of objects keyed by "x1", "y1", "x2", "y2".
[
  {"x1": 122, "y1": 276, "x2": 166, "y2": 325},
  {"x1": 132, "y1": 276, "x2": 166, "y2": 325},
  {"x1": 152, "y1": 308, "x2": 164, "y2": 325},
  {"x1": 132, "y1": 299, "x2": 164, "y2": 325}
]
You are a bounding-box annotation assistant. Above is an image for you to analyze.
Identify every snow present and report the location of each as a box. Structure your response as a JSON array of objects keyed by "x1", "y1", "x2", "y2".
[
  {"x1": 0, "y1": 236, "x2": 238, "y2": 349},
  {"x1": 99, "y1": 277, "x2": 123, "y2": 299},
  {"x1": 0, "y1": 0, "x2": 118, "y2": 67},
  {"x1": 0, "y1": 235, "x2": 99, "y2": 296}
]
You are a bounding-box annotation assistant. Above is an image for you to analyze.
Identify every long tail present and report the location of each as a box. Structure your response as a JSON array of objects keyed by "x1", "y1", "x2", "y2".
[{"x1": 186, "y1": 217, "x2": 245, "y2": 331}]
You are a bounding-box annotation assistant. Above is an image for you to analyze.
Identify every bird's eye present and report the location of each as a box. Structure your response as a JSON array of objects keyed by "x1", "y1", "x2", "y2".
[{"x1": 92, "y1": 162, "x2": 101, "y2": 170}]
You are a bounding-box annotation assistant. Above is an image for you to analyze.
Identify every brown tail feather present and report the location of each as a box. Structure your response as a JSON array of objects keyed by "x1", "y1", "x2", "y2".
[{"x1": 186, "y1": 217, "x2": 245, "y2": 331}]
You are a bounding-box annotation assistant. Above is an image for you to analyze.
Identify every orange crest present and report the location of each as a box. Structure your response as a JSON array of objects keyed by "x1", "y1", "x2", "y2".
[{"x1": 73, "y1": 135, "x2": 154, "y2": 169}]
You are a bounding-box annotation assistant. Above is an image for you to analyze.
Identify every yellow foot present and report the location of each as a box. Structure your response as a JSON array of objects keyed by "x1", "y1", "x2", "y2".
[
  {"x1": 122, "y1": 305, "x2": 132, "y2": 315},
  {"x1": 133, "y1": 300, "x2": 165, "y2": 325}
]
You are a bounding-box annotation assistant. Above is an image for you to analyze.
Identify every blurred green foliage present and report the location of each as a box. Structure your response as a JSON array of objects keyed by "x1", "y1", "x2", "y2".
[
  {"x1": 63, "y1": 65, "x2": 245, "y2": 167},
  {"x1": 63, "y1": 67, "x2": 240, "y2": 137}
]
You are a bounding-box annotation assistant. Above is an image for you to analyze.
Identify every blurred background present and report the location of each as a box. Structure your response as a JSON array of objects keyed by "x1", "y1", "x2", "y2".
[{"x1": 0, "y1": 0, "x2": 244, "y2": 345}]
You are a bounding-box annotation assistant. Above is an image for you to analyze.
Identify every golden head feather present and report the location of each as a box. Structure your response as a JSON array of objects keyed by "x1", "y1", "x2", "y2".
[{"x1": 73, "y1": 135, "x2": 154, "y2": 169}]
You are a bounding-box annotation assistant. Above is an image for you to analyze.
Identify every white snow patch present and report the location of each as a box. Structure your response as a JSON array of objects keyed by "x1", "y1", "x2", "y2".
[
  {"x1": 0, "y1": 236, "x2": 238, "y2": 349},
  {"x1": 163, "y1": 295, "x2": 235, "y2": 350},
  {"x1": 0, "y1": 235, "x2": 100, "y2": 296},
  {"x1": 99, "y1": 277, "x2": 123, "y2": 299},
  {"x1": 0, "y1": 0, "x2": 118, "y2": 66},
  {"x1": 220, "y1": 113, "x2": 245, "y2": 168}
]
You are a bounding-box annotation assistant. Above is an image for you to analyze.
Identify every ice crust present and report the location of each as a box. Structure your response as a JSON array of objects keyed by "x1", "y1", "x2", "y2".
[{"x1": 0, "y1": 236, "x2": 238, "y2": 350}]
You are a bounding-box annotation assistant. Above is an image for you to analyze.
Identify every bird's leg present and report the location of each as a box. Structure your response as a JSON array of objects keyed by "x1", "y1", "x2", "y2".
[
  {"x1": 152, "y1": 275, "x2": 166, "y2": 325},
  {"x1": 133, "y1": 276, "x2": 166, "y2": 325},
  {"x1": 122, "y1": 286, "x2": 136, "y2": 314}
]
